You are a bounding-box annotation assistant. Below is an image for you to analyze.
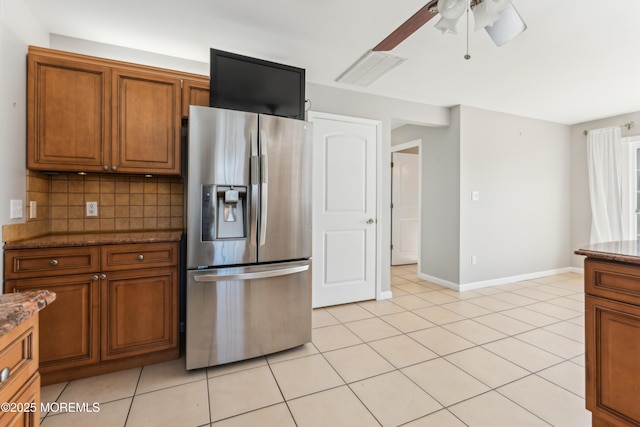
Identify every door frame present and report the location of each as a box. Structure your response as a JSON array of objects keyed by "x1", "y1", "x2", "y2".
[
  {"x1": 307, "y1": 111, "x2": 383, "y2": 302},
  {"x1": 390, "y1": 139, "x2": 422, "y2": 272}
]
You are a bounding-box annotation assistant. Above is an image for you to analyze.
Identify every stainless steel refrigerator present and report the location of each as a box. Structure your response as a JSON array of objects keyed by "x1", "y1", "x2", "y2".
[{"x1": 185, "y1": 106, "x2": 312, "y2": 370}]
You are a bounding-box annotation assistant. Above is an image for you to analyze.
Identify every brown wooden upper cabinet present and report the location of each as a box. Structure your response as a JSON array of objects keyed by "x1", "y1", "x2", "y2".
[
  {"x1": 27, "y1": 47, "x2": 209, "y2": 176},
  {"x1": 182, "y1": 79, "x2": 210, "y2": 118}
]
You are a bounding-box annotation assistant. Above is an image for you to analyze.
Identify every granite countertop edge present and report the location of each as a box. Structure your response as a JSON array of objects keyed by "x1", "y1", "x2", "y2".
[
  {"x1": 575, "y1": 240, "x2": 640, "y2": 265},
  {"x1": 3, "y1": 229, "x2": 183, "y2": 250},
  {"x1": 0, "y1": 290, "x2": 56, "y2": 337}
]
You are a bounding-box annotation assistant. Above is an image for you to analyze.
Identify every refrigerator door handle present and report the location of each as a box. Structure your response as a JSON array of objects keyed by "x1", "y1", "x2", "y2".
[
  {"x1": 192, "y1": 264, "x2": 308, "y2": 282},
  {"x1": 260, "y1": 134, "x2": 269, "y2": 246}
]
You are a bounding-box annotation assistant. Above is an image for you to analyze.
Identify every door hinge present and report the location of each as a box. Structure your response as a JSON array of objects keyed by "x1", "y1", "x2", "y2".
[
  {"x1": 390, "y1": 244, "x2": 394, "y2": 250},
  {"x1": 390, "y1": 162, "x2": 394, "y2": 168},
  {"x1": 390, "y1": 203, "x2": 394, "y2": 209}
]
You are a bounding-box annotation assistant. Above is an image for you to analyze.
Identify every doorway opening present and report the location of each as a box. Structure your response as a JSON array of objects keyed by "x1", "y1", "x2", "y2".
[{"x1": 390, "y1": 139, "x2": 421, "y2": 274}]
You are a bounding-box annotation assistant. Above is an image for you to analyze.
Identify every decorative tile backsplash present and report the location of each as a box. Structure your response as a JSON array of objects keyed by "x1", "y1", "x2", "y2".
[{"x1": 2, "y1": 171, "x2": 184, "y2": 243}]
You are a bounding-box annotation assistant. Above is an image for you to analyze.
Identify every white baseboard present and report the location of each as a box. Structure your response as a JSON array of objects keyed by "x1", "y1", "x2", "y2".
[
  {"x1": 378, "y1": 290, "x2": 393, "y2": 300},
  {"x1": 416, "y1": 273, "x2": 460, "y2": 291},
  {"x1": 418, "y1": 267, "x2": 580, "y2": 292}
]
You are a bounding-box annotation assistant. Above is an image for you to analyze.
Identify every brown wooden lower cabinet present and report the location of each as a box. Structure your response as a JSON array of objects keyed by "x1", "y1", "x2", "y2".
[
  {"x1": 4, "y1": 242, "x2": 179, "y2": 385},
  {"x1": 5, "y1": 275, "x2": 99, "y2": 372},
  {"x1": 584, "y1": 258, "x2": 640, "y2": 427},
  {"x1": 0, "y1": 314, "x2": 40, "y2": 427},
  {"x1": 101, "y1": 268, "x2": 177, "y2": 361}
]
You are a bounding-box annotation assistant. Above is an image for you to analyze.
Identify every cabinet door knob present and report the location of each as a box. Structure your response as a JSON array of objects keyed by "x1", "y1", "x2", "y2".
[
  {"x1": 92, "y1": 274, "x2": 99, "y2": 281},
  {"x1": 50, "y1": 259, "x2": 58, "y2": 266},
  {"x1": 99, "y1": 273, "x2": 107, "y2": 280},
  {"x1": 0, "y1": 367, "x2": 11, "y2": 382},
  {"x1": 103, "y1": 165, "x2": 109, "y2": 171},
  {"x1": 111, "y1": 166, "x2": 117, "y2": 171},
  {"x1": 137, "y1": 254, "x2": 144, "y2": 261}
]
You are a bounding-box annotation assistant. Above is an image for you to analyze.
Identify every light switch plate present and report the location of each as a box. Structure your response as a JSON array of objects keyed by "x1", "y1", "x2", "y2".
[
  {"x1": 10, "y1": 199, "x2": 23, "y2": 219},
  {"x1": 86, "y1": 201, "x2": 98, "y2": 217},
  {"x1": 29, "y1": 201, "x2": 37, "y2": 219}
]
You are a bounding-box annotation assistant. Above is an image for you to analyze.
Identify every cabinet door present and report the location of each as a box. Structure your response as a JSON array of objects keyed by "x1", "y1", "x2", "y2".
[
  {"x1": 0, "y1": 374, "x2": 40, "y2": 427},
  {"x1": 100, "y1": 268, "x2": 178, "y2": 360},
  {"x1": 5, "y1": 276, "x2": 100, "y2": 372},
  {"x1": 27, "y1": 53, "x2": 110, "y2": 173},
  {"x1": 182, "y1": 79, "x2": 210, "y2": 118},
  {"x1": 586, "y1": 295, "x2": 640, "y2": 426},
  {"x1": 112, "y1": 70, "x2": 182, "y2": 175}
]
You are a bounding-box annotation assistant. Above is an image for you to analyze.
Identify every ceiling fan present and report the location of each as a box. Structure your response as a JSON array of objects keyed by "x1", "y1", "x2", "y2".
[
  {"x1": 336, "y1": 0, "x2": 527, "y2": 86},
  {"x1": 375, "y1": 0, "x2": 526, "y2": 51}
]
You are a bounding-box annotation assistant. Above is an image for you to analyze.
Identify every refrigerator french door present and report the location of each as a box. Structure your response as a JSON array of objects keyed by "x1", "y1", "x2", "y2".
[{"x1": 186, "y1": 106, "x2": 312, "y2": 370}]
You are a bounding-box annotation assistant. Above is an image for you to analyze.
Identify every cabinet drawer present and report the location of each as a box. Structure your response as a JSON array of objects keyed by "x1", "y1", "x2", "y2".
[
  {"x1": 5, "y1": 247, "x2": 99, "y2": 279},
  {"x1": 101, "y1": 243, "x2": 179, "y2": 271},
  {"x1": 0, "y1": 315, "x2": 38, "y2": 404},
  {"x1": 585, "y1": 259, "x2": 640, "y2": 305}
]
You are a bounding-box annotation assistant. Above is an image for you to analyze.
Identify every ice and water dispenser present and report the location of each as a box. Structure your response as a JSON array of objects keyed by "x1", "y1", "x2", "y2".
[{"x1": 202, "y1": 185, "x2": 247, "y2": 241}]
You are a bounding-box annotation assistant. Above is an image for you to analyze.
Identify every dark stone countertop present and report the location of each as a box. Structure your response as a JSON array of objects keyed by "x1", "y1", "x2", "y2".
[
  {"x1": 3, "y1": 230, "x2": 183, "y2": 250},
  {"x1": 0, "y1": 290, "x2": 56, "y2": 337},
  {"x1": 575, "y1": 240, "x2": 640, "y2": 265}
]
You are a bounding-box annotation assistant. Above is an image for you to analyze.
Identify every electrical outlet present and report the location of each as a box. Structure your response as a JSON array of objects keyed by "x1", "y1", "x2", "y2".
[
  {"x1": 10, "y1": 199, "x2": 23, "y2": 219},
  {"x1": 86, "y1": 201, "x2": 98, "y2": 217},
  {"x1": 29, "y1": 201, "x2": 37, "y2": 219}
]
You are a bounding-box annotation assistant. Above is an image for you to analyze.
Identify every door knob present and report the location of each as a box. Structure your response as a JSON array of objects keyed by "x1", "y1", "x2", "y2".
[{"x1": 366, "y1": 218, "x2": 375, "y2": 224}]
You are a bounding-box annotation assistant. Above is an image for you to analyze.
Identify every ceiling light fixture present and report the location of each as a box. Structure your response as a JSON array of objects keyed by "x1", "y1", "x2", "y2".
[
  {"x1": 336, "y1": 50, "x2": 407, "y2": 87},
  {"x1": 433, "y1": 0, "x2": 526, "y2": 47}
]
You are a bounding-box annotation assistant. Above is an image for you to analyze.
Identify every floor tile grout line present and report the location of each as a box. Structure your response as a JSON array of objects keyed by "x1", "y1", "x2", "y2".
[
  {"x1": 121, "y1": 365, "x2": 144, "y2": 427},
  {"x1": 264, "y1": 352, "x2": 300, "y2": 427}
]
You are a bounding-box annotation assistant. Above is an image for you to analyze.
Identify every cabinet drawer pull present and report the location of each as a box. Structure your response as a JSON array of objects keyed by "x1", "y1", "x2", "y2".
[
  {"x1": 137, "y1": 254, "x2": 144, "y2": 261},
  {"x1": 99, "y1": 273, "x2": 107, "y2": 280},
  {"x1": 0, "y1": 367, "x2": 10, "y2": 382},
  {"x1": 50, "y1": 259, "x2": 58, "y2": 266}
]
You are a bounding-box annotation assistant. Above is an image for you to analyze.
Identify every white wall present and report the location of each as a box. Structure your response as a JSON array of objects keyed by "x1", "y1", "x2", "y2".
[
  {"x1": 392, "y1": 106, "x2": 572, "y2": 290},
  {"x1": 50, "y1": 34, "x2": 208, "y2": 75},
  {"x1": 570, "y1": 111, "x2": 640, "y2": 268},
  {"x1": 459, "y1": 106, "x2": 571, "y2": 286},
  {"x1": 391, "y1": 116, "x2": 461, "y2": 285},
  {"x1": 0, "y1": 0, "x2": 48, "y2": 289}
]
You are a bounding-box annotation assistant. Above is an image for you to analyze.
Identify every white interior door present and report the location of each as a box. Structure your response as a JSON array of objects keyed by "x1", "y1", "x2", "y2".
[
  {"x1": 391, "y1": 151, "x2": 419, "y2": 265},
  {"x1": 309, "y1": 112, "x2": 378, "y2": 308}
]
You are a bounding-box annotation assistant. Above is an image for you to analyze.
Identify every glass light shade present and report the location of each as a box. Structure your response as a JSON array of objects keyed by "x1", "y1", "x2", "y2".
[
  {"x1": 471, "y1": 2, "x2": 501, "y2": 31},
  {"x1": 437, "y1": 0, "x2": 467, "y2": 20},
  {"x1": 434, "y1": 16, "x2": 462, "y2": 34}
]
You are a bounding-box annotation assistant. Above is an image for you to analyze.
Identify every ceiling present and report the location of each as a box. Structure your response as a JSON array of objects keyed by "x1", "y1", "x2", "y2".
[{"x1": 22, "y1": 0, "x2": 640, "y2": 125}]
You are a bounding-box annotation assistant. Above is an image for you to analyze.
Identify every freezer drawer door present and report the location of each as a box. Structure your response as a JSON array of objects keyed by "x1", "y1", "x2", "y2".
[{"x1": 186, "y1": 260, "x2": 311, "y2": 370}]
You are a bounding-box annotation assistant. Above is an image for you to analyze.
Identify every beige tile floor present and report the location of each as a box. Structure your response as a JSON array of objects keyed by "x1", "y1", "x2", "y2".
[{"x1": 40, "y1": 265, "x2": 591, "y2": 426}]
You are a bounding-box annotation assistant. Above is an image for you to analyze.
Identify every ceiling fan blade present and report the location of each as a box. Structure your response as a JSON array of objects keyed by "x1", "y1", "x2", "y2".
[{"x1": 373, "y1": 0, "x2": 439, "y2": 52}]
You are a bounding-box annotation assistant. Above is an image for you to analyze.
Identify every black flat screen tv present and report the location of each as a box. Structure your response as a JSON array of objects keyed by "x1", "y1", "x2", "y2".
[{"x1": 210, "y1": 48, "x2": 305, "y2": 120}]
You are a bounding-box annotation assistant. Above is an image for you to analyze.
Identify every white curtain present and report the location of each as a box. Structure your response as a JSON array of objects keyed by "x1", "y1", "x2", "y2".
[{"x1": 587, "y1": 126, "x2": 633, "y2": 243}]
